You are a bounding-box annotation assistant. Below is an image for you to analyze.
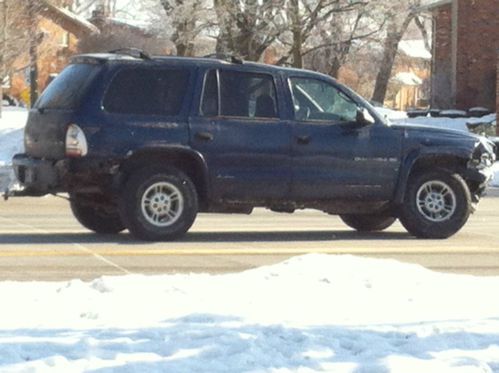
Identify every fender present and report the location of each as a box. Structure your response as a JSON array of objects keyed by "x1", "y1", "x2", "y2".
[
  {"x1": 393, "y1": 145, "x2": 473, "y2": 204},
  {"x1": 118, "y1": 144, "x2": 211, "y2": 201}
]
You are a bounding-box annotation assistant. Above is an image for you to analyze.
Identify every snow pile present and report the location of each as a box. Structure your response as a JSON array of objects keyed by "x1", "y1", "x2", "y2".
[
  {"x1": 1, "y1": 255, "x2": 499, "y2": 372},
  {"x1": 0, "y1": 107, "x2": 27, "y2": 191},
  {"x1": 492, "y1": 162, "x2": 499, "y2": 187},
  {"x1": 374, "y1": 107, "x2": 408, "y2": 120}
]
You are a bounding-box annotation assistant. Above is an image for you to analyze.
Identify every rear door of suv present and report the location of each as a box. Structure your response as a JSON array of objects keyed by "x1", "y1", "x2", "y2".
[{"x1": 189, "y1": 67, "x2": 291, "y2": 203}]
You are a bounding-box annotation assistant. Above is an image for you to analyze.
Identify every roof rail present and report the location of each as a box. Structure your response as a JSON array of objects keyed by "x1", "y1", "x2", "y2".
[
  {"x1": 109, "y1": 48, "x2": 151, "y2": 60},
  {"x1": 203, "y1": 53, "x2": 243, "y2": 64}
]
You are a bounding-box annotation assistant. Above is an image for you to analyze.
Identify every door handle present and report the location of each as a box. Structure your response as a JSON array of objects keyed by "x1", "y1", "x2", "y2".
[
  {"x1": 296, "y1": 135, "x2": 311, "y2": 145},
  {"x1": 195, "y1": 131, "x2": 214, "y2": 141}
]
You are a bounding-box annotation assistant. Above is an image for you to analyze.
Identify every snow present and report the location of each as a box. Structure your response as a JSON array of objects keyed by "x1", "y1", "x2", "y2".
[
  {"x1": 391, "y1": 71, "x2": 423, "y2": 86},
  {"x1": 1, "y1": 254, "x2": 499, "y2": 372},
  {"x1": 0, "y1": 107, "x2": 27, "y2": 191},
  {"x1": 398, "y1": 40, "x2": 432, "y2": 60},
  {"x1": 374, "y1": 107, "x2": 408, "y2": 120}
]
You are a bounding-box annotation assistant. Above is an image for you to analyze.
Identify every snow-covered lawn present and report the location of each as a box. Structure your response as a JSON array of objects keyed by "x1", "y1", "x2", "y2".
[
  {"x1": 1, "y1": 254, "x2": 499, "y2": 372},
  {"x1": 0, "y1": 107, "x2": 28, "y2": 192}
]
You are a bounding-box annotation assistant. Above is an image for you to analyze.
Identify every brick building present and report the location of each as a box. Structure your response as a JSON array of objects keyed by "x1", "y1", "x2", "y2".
[{"x1": 424, "y1": 0, "x2": 499, "y2": 121}]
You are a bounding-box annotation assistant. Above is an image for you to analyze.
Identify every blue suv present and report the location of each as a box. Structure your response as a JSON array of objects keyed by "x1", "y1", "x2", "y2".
[{"x1": 10, "y1": 50, "x2": 496, "y2": 240}]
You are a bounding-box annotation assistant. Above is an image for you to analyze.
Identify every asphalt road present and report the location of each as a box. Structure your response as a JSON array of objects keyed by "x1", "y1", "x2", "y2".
[{"x1": 0, "y1": 190, "x2": 499, "y2": 281}]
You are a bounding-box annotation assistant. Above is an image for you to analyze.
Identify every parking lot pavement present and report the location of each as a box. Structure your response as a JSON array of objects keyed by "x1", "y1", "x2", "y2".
[{"x1": 0, "y1": 191, "x2": 498, "y2": 281}]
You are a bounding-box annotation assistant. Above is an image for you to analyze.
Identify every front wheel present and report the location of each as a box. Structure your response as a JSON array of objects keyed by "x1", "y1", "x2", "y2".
[
  {"x1": 399, "y1": 171, "x2": 471, "y2": 239},
  {"x1": 340, "y1": 214, "x2": 396, "y2": 232},
  {"x1": 70, "y1": 193, "x2": 126, "y2": 234},
  {"x1": 119, "y1": 166, "x2": 198, "y2": 241}
]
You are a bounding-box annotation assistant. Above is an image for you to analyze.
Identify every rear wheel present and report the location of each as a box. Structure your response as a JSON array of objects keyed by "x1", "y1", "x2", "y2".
[
  {"x1": 340, "y1": 214, "x2": 396, "y2": 232},
  {"x1": 119, "y1": 166, "x2": 198, "y2": 241},
  {"x1": 70, "y1": 193, "x2": 125, "y2": 234},
  {"x1": 399, "y1": 170, "x2": 471, "y2": 238}
]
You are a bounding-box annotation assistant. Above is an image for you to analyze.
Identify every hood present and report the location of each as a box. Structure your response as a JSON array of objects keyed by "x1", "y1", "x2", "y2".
[
  {"x1": 391, "y1": 122, "x2": 477, "y2": 140},
  {"x1": 391, "y1": 122, "x2": 496, "y2": 162}
]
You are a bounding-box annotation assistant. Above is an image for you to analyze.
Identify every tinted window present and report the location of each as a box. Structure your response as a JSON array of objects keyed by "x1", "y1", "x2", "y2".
[
  {"x1": 201, "y1": 70, "x2": 278, "y2": 119},
  {"x1": 35, "y1": 63, "x2": 100, "y2": 110},
  {"x1": 290, "y1": 78, "x2": 358, "y2": 122},
  {"x1": 104, "y1": 68, "x2": 190, "y2": 116}
]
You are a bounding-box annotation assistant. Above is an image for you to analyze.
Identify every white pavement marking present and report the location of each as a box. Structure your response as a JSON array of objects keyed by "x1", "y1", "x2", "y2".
[{"x1": 0, "y1": 216, "x2": 133, "y2": 275}]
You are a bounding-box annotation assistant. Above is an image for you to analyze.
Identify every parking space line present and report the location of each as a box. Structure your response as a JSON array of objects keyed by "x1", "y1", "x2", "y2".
[{"x1": 0, "y1": 216, "x2": 132, "y2": 274}]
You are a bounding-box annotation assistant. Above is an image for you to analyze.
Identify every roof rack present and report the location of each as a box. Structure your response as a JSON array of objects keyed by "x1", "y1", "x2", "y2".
[
  {"x1": 108, "y1": 48, "x2": 151, "y2": 60},
  {"x1": 203, "y1": 53, "x2": 243, "y2": 64}
]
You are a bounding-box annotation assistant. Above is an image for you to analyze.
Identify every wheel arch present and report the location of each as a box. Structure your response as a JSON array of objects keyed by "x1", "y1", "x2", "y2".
[
  {"x1": 394, "y1": 149, "x2": 469, "y2": 204},
  {"x1": 117, "y1": 146, "x2": 210, "y2": 208}
]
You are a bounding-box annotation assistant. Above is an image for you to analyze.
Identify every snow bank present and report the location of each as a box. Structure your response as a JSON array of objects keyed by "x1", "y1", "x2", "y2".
[
  {"x1": 1, "y1": 255, "x2": 499, "y2": 372},
  {"x1": 492, "y1": 161, "x2": 499, "y2": 187},
  {"x1": 0, "y1": 108, "x2": 27, "y2": 191},
  {"x1": 374, "y1": 107, "x2": 408, "y2": 120}
]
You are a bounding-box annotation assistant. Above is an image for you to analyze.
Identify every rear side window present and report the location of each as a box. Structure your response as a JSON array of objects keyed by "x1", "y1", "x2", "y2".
[
  {"x1": 35, "y1": 63, "x2": 100, "y2": 110},
  {"x1": 103, "y1": 68, "x2": 190, "y2": 116},
  {"x1": 201, "y1": 70, "x2": 278, "y2": 119}
]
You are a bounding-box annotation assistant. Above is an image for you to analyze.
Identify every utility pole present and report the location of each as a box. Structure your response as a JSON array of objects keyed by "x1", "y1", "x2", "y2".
[{"x1": 28, "y1": 0, "x2": 38, "y2": 107}]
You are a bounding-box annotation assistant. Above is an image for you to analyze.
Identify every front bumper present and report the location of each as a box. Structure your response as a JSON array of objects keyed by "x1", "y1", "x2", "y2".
[
  {"x1": 11, "y1": 154, "x2": 121, "y2": 197},
  {"x1": 12, "y1": 154, "x2": 65, "y2": 196}
]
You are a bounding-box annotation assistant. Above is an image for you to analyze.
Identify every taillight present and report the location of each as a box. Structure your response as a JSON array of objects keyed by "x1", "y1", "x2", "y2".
[{"x1": 65, "y1": 124, "x2": 88, "y2": 157}]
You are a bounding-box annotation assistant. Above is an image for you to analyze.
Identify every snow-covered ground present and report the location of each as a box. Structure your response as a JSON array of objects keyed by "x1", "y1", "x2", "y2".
[
  {"x1": 1, "y1": 254, "x2": 499, "y2": 372},
  {"x1": 0, "y1": 107, "x2": 27, "y2": 192},
  {"x1": 0, "y1": 107, "x2": 499, "y2": 372}
]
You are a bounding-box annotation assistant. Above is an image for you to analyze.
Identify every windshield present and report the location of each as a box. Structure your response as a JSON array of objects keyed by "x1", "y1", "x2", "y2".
[{"x1": 35, "y1": 63, "x2": 101, "y2": 110}]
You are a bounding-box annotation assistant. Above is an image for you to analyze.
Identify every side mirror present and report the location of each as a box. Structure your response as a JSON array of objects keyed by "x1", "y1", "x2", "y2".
[{"x1": 356, "y1": 108, "x2": 375, "y2": 126}]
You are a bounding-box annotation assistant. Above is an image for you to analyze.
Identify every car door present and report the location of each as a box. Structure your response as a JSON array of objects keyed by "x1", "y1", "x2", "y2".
[
  {"x1": 189, "y1": 68, "x2": 291, "y2": 203},
  {"x1": 288, "y1": 76, "x2": 402, "y2": 201}
]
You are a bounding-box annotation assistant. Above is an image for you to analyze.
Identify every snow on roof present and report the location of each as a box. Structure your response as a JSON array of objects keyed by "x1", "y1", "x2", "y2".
[
  {"x1": 398, "y1": 40, "x2": 432, "y2": 60},
  {"x1": 418, "y1": 0, "x2": 453, "y2": 11},
  {"x1": 391, "y1": 71, "x2": 423, "y2": 86},
  {"x1": 40, "y1": 1, "x2": 100, "y2": 37}
]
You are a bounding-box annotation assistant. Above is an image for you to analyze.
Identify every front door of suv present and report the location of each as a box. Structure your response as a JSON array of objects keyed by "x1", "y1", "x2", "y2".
[
  {"x1": 189, "y1": 68, "x2": 291, "y2": 203},
  {"x1": 288, "y1": 76, "x2": 402, "y2": 201}
]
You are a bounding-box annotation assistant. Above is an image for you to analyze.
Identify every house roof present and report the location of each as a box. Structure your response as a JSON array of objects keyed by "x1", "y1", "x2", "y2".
[
  {"x1": 392, "y1": 72, "x2": 423, "y2": 86},
  {"x1": 40, "y1": 1, "x2": 100, "y2": 38},
  {"x1": 398, "y1": 40, "x2": 432, "y2": 60},
  {"x1": 417, "y1": 0, "x2": 452, "y2": 11}
]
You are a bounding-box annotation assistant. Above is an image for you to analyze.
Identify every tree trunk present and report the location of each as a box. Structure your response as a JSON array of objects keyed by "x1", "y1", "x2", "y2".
[
  {"x1": 371, "y1": 16, "x2": 414, "y2": 104},
  {"x1": 288, "y1": 0, "x2": 303, "y2": 68},
  {"x1": 28, "y1": 0, "x2": 38, "y2": 107}
]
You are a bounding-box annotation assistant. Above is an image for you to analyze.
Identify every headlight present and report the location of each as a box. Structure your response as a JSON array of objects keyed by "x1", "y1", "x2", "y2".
[{"x1": 65, "y1": 124, "x2": 88, "y2": 157}]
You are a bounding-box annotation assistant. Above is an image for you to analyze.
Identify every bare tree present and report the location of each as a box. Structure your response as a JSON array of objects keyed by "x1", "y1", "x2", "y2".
[
  {"x1": 279, "y1": 0, "x2": 369, "y2": 69},
  {"x1": 158, "y1": 0, "x2": 208, "y2": 56},
  {"x1": 214, "y1": 0, "x2": 286, "y2": 61},
  {"x1": 371, "y1": 0, "x2": 422, "y2": 104},
  {"x1": 0, "y1": 0, "x2": 45, "y2": 114}
]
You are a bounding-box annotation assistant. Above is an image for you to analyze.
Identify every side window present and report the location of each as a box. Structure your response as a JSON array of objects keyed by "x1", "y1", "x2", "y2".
[
  {"x1": 218, "y1": 70, "x2": 278, "y2": 119},
  {"x1": 103, "y1": 68, "x2": 190, "y2": 116},
  {"x1": 289, "y1": 78, "x2": 358, "y2": 122}
]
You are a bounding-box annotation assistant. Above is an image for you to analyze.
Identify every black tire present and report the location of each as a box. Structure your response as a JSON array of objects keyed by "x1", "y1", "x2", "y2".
[
  {"x1": 119, "y1": 166, "x2": 198, "y2": 241},
  {"x1": 70, "y1": 194, "x2": 126, "y2": 234},
  {"x1": 339, "y1": 214, "x2": 396, "y2": 232},
  {"x1": 399, "y1": 170, "x2": 471, "y2": 239}
]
